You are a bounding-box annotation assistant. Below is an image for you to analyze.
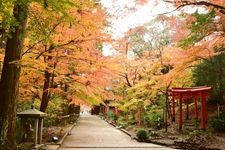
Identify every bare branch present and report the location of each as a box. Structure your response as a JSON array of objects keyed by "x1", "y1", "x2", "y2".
[
  {"x1": 23, "y1": 40, "x2": 43, "y2": 56},
  {"x1": 160, "y1": 0, "x2": 225, "y2": 16},
  {"x1": 118, "y1": 72, "x2": 132, "y2": 87}
]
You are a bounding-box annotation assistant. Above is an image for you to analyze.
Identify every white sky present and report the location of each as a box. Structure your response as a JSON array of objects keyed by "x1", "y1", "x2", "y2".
[
  {"x1": 101, "y1": 0, "x2": 171, "y2": 56},
  {"x1": 101, "y1": 0, "x2": 172, "y2": 39},
  {"x1": 100, "y1": 0, "x2": 206, "y2": 56}
]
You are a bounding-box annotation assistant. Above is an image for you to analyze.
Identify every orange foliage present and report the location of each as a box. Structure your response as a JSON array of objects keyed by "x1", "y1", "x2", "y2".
[{"x1": 19, "y1": 2, "x2": 115, "y2": 106}]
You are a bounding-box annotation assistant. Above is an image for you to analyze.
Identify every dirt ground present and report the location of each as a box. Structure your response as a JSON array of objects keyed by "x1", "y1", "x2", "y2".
[
  {"x1": 124, "y1": 124, "x2": 225, "y2": 150},
  {"x1": 42, "y1": 125, "x2": 72, "y2": 143}
]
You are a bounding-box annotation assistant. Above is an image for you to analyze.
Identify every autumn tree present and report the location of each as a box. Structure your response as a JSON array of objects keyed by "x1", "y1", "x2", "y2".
[
  {"x1": 0, "y1": 1, "x2": 29, "y2": 149},
  {"x1": 107, "y1": 15, "x2": 175, "y2": 127},
  {"x1": 163, "y1": 0, "x2": 225, "y2": 103},
  {"x1": 18, "y1": 0, "x2": 112, "y2": 113},
  {"x1": 0, "y1": 0, "x2": 75, "y2": 148}
]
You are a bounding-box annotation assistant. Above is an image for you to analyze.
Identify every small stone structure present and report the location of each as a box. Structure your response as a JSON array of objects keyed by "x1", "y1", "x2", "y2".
[{"x1": 17, "y1": 105, "x2": 47, "y2": 149}]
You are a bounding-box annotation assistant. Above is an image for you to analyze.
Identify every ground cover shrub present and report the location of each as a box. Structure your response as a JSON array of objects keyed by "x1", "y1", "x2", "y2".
[
  {"x1": 209, "y1": 110, "x2": 225, "y2": 133},
  {"x1": 136, "y1": 129, "x2": 148, "y2": 142},
  {"x1": 128, "y1": 119, "x2": 138, "y2": 125},
  {"x1": 144, "y1": 113, "x2": 163, "y2": 129},
  {"x1": 114, "y1": 114, "x2": 119, "y2": 123},
  {"x1": 116, "y1": 116, "x2": 128, "y2": 127}
]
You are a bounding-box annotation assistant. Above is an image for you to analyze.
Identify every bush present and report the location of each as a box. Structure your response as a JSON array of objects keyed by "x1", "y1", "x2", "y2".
[
  {"x1": 136, "y1": 129, "x2": 148, "y2": 142},
  {"x1": 114, "y1": 115, "x2": 119, "y2": 123},
  {"x1": 210, "y1": 110, "x2": 225, "y2": 133},
  {"x1": 17, "y1": 100, "x2": 33, "y2": 112},
  {"x1": 116, "y1": 116, "x2": 127, "y2": 127},
  {"x1": 144, "y1": 113, "x2": 163, "y2": 129},
  {"x1": 128, "y1": 119, "x2": 138, "y2": 125}
]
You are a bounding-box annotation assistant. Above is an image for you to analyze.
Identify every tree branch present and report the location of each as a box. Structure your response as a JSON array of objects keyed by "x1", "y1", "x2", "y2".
[
  {"x1": 23, "y1": 21, "x2": 62, "y2": 56},
  {"x1": 161, "y1": 0, "x2": 225, "y2": 15},
  {"x1": 118, "y1": 72, "x2": 132, "y2": 87},
  {"x1": 22, "y1": 40, "x2": 43, "y2": 56},
  {"x1": 35, "y1": 38, "x2": 96, "y2": 59}
]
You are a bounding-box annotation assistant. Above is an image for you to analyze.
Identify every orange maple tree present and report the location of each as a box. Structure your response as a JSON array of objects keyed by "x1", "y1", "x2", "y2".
[{"x1": 19, "y1": 1, "x2": 115, "y2": 112}]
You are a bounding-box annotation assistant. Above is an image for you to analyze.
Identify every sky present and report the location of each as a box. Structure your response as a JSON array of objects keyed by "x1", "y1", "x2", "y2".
[
  {"x1": 100, "y1": 0, "x2": 172, "y2": 56},
  {"x1": 100, "y1": 0, "x2": 207, "y2": 56},
  {"x1": 100, "y1": 0, "x2": 171, "y2": 38},
  {"x1": 100, "y1": 0, "x2": 206, "y2": 38}
]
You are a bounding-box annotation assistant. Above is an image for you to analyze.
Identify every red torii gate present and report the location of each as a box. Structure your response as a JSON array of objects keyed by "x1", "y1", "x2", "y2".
[{"x1": 168, "y1": 86, "x2": 212, "y2": 130}]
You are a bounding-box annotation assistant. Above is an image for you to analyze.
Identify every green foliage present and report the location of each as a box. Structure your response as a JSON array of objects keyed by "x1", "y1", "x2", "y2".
[
  {"x1": 0, "y1": 0, "x2": 17, "y2": 36},
  {"x1": 144, "y1": 113, "x2": 163, "y2": 129},
  {"x1": 121, "y1": 82, "x2": 158, "y2": 111},
  {"x1": 128, "y1": 119, "x2": 138, "y2": 126},
  {"x1": 178, "y1": 10, "x2": 215, "y2": 48},
  {"x1": 45, "y1": 0, "x2": 75, "y2": 15},
  {"x1": 1, "y1": 0, "x2": 76, "y2": 39},
  {"x1": 144, "y1": 103, "x2": 164, "y2": 129},
  {"x1": 114, "y1": 114, "x2": 119, "y2": 123},
  {"x1": 193, "y1": 53, "x2": 225, "y2": 103},
  {"x1": 191, "y1": 10, "x2": 215, "y2": 32},
  {"x1": 136, "y1": 129, "x2": 148, "y2": 142},
  {"x1": 27, "y1": 0, "x2": 74, "y2": 45},
  {"x1": 17, "y1": 100, "x2": 34, "y2": 112},
  {"x1": 116, "y1": 114, "x2": 127, "y2": 127},
  {"x1": 33, "y1": 94, "x2": 69, "y2": 126},
  {"x1": 76, "y1": 89, "x2": 102, "y2": 105},
  {"x1": 210, "y1": 110, "x2": 225, "y2": 133},
  {"x1": 36, "y1": 94, "x2": 66, "y2": 115}
]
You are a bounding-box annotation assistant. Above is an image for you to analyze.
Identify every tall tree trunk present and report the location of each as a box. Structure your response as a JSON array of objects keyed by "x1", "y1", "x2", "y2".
[{"x1": 0, "y1": 1, "x2": 28, "y2": 150}]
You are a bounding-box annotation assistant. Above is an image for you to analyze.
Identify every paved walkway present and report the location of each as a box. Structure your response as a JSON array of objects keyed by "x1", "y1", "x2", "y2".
[{"x1": 58, "y1": 114, "x2": 175, "y2": 150}]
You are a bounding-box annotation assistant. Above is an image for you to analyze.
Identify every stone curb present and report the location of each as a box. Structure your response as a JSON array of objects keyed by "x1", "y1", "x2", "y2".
[
  {"x1": 120, "y1": 128, "x2": 132, "y2": 136},
  {"x1": 45, "y1": 117, "x2": 80, "y2": 150},
  {"x1": 101, "y1": 117, "x2": 135, "y2": 138},
  {"x1": 58, "y1": 121, "x2": 78, "y2": 145},
  {"x1": 101, "y1": 117, "x2": 176, "y2": 148}
]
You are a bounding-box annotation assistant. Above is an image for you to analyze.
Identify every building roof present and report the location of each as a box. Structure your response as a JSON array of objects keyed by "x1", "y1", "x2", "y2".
[{"x1": 17, "y1": 108, "x2": 47, "y2": 118}]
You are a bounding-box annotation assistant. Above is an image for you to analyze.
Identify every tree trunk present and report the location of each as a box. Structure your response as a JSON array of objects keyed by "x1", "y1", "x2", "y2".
[
  {"x1": 40, "y1": 70, "x2": 51, "y2": 112},
  {"x1": 137, "y1": 107, "x2": 142, "y2": 127},
  {"x1": 40, "y1": 46, "x2": 55, "y2": 112},
  {"x1": 0, "y1": 2, "x2": 28, "y2": 150}
]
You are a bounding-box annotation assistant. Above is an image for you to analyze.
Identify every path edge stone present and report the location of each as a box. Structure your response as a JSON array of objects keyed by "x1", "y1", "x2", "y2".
[
  {"x1": 101, "y1": 117, "x2": 177, "y2": 148},
  {"x1": 45, "y1": 117, "x2": 80, "y2": 150}
]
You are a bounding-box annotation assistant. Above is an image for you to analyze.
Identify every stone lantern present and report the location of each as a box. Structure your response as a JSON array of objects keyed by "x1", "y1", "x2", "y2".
[{"x1": 17, "y1": 105, "x2": 47, "y2": 149}]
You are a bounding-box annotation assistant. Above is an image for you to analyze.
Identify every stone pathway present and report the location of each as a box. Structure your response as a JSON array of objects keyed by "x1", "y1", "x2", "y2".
[{"x1": 58, "y1": 114, "x2": 175, "y2": 150}]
